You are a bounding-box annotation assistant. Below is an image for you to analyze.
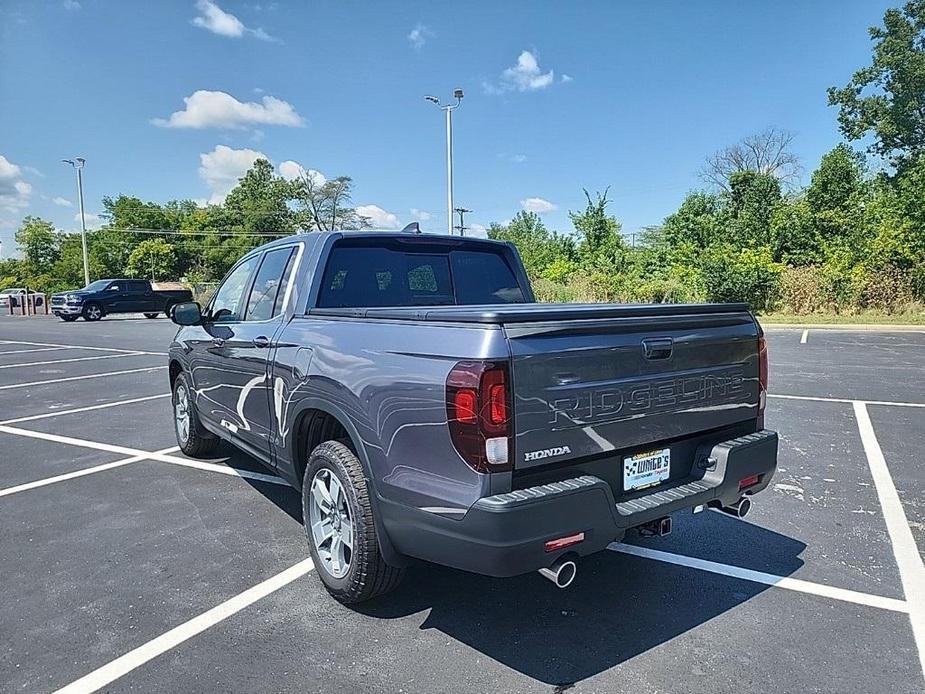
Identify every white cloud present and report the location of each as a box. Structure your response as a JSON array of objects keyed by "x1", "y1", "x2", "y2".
[
  {"x1": 0, "y1": 155, "x2": 32, "y2": 219},
  {"x1": 75, "y1": 211, "x2": 104, "y2": 230},
  {"x1": 498, "y1": 153, "x2": 528, "y2": 163},
  {"x1": 53, "y1": 197, "x2": 73, "y2": 207},
  {"x1": 356, "y1": 205, "x2": 400, "y2": 229},
  {"x1": 520, "y1": 197, "x2": 557, "y2": 213},
  {"x1": 192, "y1": 0, "x2": 277, "y2": 41},
  {"x1": 278, "y1": 160, "x2": 326, "y2": 186},
  {"x1": 199, "y1": 145, "x2": 267, "y2": 204},
  {"x1": 410, "y1": 208, "x2": 432, "y2": 222},
  {"x1": 408, "y1": 23, "x2": 433, "y2": 49},
  {"x1": 561, "y1": 74, "x2": 573, "y2": 83},
  {"x1": 486, "y1": 50, "x2": 557, "y2": 94},
  {"x1": 469, "y1": 223, "x2": 488, "y2": 238},
  {"x1": 62, "y1": 0, "x2": 81, "y2": 10},
  {"x1": 152, "y1": 90, "x2": 304, "y2": 129}
]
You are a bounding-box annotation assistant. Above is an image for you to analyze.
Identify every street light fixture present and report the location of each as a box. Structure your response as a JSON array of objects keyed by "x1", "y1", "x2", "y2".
[
  {"x1": 425, "y1": 89, "x2": 463, "y2": 235},
  {"x1": 62, "y1": 157, "x2": 90, "y2": 286}
]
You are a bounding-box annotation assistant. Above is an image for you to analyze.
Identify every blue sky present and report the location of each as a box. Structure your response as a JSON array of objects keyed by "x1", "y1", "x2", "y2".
[{"x1": 0, "y1": 0, "x2": 897, "y2": 255}]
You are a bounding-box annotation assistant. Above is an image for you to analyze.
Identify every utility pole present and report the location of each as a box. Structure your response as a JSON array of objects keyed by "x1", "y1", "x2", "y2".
[
  {"x1": 424, "y1": 89, "x2": 464, "y2": 235},
  {"x1": 62, "y1": 158, "x2": 90, "y2": 286},
  {"x1": 453, "y1": 207, "x2": 471, "y2": 236}
]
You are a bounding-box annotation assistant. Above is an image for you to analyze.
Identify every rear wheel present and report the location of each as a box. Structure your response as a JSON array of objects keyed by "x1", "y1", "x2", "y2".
[
  {"x1": 82, "y1": 302, "x2": 102, "y2": 321},
  {"x1": 143, "y1": 312, "x2": 159, "y2": 319},
  {"x1": 302, "y1": 441, "x2": 404, "y2": 604},
  {"x1": 172, "y1": 372, "x2": 220, "y2": 457}
]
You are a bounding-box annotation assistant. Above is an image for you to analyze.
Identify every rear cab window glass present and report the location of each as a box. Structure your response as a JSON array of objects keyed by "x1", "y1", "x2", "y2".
[{"x1": 317, "y1": 239, "x2": 526, "y2": 308}]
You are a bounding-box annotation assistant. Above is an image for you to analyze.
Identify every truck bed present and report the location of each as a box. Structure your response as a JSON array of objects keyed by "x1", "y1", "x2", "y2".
[{"x1": 308, "y1": 302, "x2": 750, "y2": 323}]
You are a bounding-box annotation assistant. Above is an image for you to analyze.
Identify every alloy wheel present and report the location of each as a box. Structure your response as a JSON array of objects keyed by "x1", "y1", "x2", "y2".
[
  {"x1": 174, "y1": 383, "x2": 190, "y2": 444},
  {"x1": 308, "y1": 468, "x2": 354, "y2": 578}
]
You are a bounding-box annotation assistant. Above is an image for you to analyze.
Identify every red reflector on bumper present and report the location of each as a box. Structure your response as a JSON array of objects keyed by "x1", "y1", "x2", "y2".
[
  {"x1": 739, "y1": 474, "x2": 760, "y2": 490},
  {"x1": 544, "y1": 532, "x2": 585, "y2": 552}
]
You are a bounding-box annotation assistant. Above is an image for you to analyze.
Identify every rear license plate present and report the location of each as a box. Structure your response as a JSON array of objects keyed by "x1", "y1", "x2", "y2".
[{"x1": 624, "y1": 448, "x2": 670, "y2": 491}]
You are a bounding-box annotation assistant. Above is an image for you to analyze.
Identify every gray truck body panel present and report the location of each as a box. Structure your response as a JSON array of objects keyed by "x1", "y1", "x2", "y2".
[{"x1": 168, "y1": 231, "x2": 777, "y2": 576}]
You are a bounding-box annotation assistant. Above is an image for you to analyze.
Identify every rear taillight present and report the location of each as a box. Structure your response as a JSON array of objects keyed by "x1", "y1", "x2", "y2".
[
  {"x1": 758, "y1": 335, "x2": 768, "y2": 413},
  {"x1": 446, "y1": 361, "x2": 512, "y2": 472}
]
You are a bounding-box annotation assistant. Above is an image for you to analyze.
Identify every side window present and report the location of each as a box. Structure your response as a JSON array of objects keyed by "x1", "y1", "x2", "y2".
[
  {"x1": 244, "y1": 247, "x2": 295, "y2": 321},
  {"x1": 210, "y1": 255, "x2": 260, "y2": 322},
  {"x1": 272, "y1": 247, "x2": 299, "y2": 316},
  {"x1": 107, "y1": 283, "x2": 121, "y2": 292}
]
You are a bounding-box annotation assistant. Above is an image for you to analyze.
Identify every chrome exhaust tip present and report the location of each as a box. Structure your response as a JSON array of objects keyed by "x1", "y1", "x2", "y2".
[
  {"x1": 721, "y1": 496, "x2": 752, "y2": 519},
  {"x1": 538, "y1": 557, "x2": 577, "y2": 589}
]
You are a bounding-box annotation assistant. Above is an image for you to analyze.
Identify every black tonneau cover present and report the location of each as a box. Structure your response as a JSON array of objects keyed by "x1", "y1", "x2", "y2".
[{"x1": 308, "y1": 302, "x2": 751, "y2": 324}]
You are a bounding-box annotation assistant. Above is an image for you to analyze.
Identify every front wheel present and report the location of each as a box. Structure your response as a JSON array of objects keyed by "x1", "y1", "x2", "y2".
[
  {"x1": 303, "y1": 441, "x2": 404, "y2": 604},
  {"x1": 82, "y1": 302, "x2": 103, "y2": 321},
  {"x1": 172, "y1": 372, "x2": 220, "y2": 457},
  {"x1": 143, "y1": 312, "x2": 159, "y2": 319}
]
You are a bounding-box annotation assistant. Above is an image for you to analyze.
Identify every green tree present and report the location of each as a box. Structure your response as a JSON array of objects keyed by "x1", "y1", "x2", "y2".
[
  {"x1": 660, "y1": 192, "x2": 726, "y2": 249},
  {"x1": 806, "y1": 144, "x2": 866, "y2": 214},
  {"x1": 569, "y1": 189, "x2": 626, "y2": 267},
  {"x1": 828, "y1": 1, "x2": 925, "y2": 167},
  {"x1": 770, "y1": 199, "x2": 820, "y2": 265},
  {"x1": 290, "y1": 173, "x2": 369, "y2": 231},
  {"x1": 125, "y1": 238, "x2": 177, "y2": 280},
  {"x1": 727, "y1": 171, "x2": 782, "y2": 247},
  {"x1": 14, "y1": 217, "x2": 59, "y2": 273},
  {"x1": 224, "y1": 159, "x2": 296, "y2": 236},
  {"x1": 488, "y1": 211, "x2": 575, "y2": 279}
]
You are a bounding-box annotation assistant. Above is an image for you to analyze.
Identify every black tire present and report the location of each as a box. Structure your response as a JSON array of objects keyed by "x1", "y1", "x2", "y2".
[
  {"x1": 172, "y1": 372, "x2": 220, "y2": 457},
  {"x1": 82, "y1": 302, "x2": 103, "y2": 321},
  {"x1": 59, "y1": 315, "x2": 78, "y2": 322},
  {"x1": 302, "y1": 441, "x2": 404, "y2": 604},
  {"x1": 143, "y1": 312, "x2": 159, "y2": 319}
]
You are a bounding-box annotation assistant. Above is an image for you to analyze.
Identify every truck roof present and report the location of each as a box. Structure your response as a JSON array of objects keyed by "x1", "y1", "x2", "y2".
[{"x1": 254, "y1": 230, "x2": 510, "y2": 254}]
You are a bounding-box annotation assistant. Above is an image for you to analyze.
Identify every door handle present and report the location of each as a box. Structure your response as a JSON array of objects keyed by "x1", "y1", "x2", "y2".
[
  {"x1": 252, "y1": 336, "x2": 271, "y2": 348},
  {"x1": 211, "y1": 337, "x2": 225, "y2": 348},
  {"x1": 642, "y1": 337, "x2": 673, "y2": 360}
]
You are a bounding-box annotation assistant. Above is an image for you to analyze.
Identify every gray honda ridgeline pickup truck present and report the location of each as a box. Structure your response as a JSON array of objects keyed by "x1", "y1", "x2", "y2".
[{"x1": 168, "y1": 230, "x2": 778, "y2": 604}]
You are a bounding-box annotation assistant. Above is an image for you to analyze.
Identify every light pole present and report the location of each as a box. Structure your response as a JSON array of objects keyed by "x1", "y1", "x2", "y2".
[
  {"x1": 425, "y1": 89, "x2": 463, "y2": 235},
  {"x1": 62, "y1": 158, "x2": 90, "y2": 286}
]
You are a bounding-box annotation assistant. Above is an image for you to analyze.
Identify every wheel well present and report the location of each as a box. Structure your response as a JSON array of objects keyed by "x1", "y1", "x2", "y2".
[
  {"x1": 168, "y1": 359, "x2": 183, "y2": 388},
  {"x1": 293, "y1": 408, "x2": 351, "y2": 487}
]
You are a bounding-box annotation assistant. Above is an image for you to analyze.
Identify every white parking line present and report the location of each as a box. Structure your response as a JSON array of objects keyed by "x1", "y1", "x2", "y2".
[
  {"x1": 0, "y1": 446, "x2": 180, "y2": 498},
  {"x1": 611, "y1": 544, "x2": 909, "y2": 614},
  {"x1": 54, "y1": 558, "x2": 315, "y2": 694},
  {"x1": 770, "y1": 393, "x2": 925, "y2": 408},
  {"x1": 0, "y1": 366, "x2": 167, "y2": 391},
  {"x1": 0, "y1": 425, "x2": 289, "y2": 487},
  {"x1": 0, "y1": 393, "x2": 171, "y2": 425},
  {"x1": 0, "y1": 347, "x2": 76, "y2": 355},
  {"x1": 852, "y1": 402, "x2": 925, "y2": 679},
  {"x1": 800, "y1": 329, "x2": 809, "y2": 344},
  {"x1": 0, "y1": 352, "x2": 148, "y2": 370},
  {"x1": 0, "y1": 339, "x2": 166, "y2": 356}
]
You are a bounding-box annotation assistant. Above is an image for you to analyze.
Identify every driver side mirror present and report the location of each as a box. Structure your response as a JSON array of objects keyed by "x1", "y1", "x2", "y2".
[{"x1": 170, "y1": 301, "x2": 203, "y2": 326}]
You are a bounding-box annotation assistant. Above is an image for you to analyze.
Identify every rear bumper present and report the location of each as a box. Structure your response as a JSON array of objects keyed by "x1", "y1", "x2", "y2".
[{"x1": 382, "y1": 429, "x2": 778, "y2": 577}]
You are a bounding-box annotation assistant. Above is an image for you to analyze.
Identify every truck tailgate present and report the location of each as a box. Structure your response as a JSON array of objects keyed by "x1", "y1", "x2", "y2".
[{"x1": 505, "y1": 308, "x2": 760, "y2": 470}]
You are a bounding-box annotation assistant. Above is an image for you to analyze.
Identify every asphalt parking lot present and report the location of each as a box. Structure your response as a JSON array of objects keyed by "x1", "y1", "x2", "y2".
[{"x1": 0, "y1": 315, "x2": 923, "y2": 694}]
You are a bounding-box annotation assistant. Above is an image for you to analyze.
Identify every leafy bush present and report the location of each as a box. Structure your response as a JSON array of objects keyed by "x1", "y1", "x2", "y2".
[
  {"x1": 849, "y1": 265, "x2": 915, "y2": 313},
  {"x1": 701, "y1": 246, "x2": 783, "y2": 311},
  {"x1": 779, "y1": 266, "x2": 828, "y2": 313}
]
